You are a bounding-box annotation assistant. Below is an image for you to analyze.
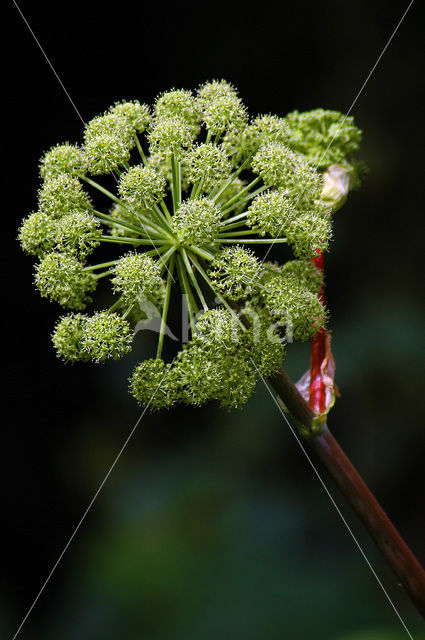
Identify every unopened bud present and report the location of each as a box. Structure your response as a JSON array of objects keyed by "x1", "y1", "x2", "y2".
[{"x1": 321, "y1": 164, "x2": 353, "y2": 211}]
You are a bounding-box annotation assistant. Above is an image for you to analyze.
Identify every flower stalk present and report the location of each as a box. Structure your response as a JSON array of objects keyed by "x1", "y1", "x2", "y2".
[{"x1": 269, "y1": 367, "x2": 425, "y2": 619}]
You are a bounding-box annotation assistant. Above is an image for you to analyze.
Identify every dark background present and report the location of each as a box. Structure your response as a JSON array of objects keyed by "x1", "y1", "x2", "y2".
[{"x1": 4, "y1": 1, "x2": 425, "y2": 638}]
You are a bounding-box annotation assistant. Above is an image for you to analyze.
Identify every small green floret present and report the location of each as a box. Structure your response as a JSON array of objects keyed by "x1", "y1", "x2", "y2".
[
  {"x1": 18, "y1": 211, "x2": 57, "y2": 257},
  {"x1": 247, "y1": 190, "x2": 332, "y2": 258},
  {"x1": 118, "y1": 165, "x2": 166, "y2": 209},
  {"x1": 52, "y1": 313, "x2": 90, "y2": 362},
  {"x1": 185, "y1": 143, "x2": 231, "y2": 192},
  {"x1": 40, "y1": 143, "x2": 87, "y2": 179},
  {"x1": 38, "y1": 175, "x2": 92, "y2": 218},
  {"x1": 284, "y1": 108, "x2": 362, "y2": 168},
  {"x1": 194, "y1": 309, "x2": 243, "y2": 353},
  {"x1": 111, "y1": 253, "x2": 165, "y2": 307},
  {"x1": 252, "y1": 143, "x2": 321, "y2": 198},
  {"x1": 196, "y1": 80, "x2": 247, "y2": 135},
  {"x1": 173, "y1": 198, "x2": 221, "y2": 245},
  {"x1": 81, "y1": 312, "x2": 132, "y2": 362},
  {"x1": 35, "y1": 252, "x2": 96, "y2": 309},
  {"x1": 130, "y1": 358, "x2": 177, "y2": 410},
  {"x1": 84, "y1": 135, "x2": 132, "y2": 175},
  {"x1": 148, "y1": 116, "x2": 194, "y2": 157},
  {"x1": 55, "y1": 212, "x2": 102, "y2": 258},
  {"x1": 154, "y1": 90, "x2": 201, "y2": 137},
  {"x1": 108, "y1": 100, "x2": 151, "y2": 134},
  {"x1": 209, "y1": 247, "x2": 262, "y2": 300},
  {"x1": 263, "y1": 271, "x2": 326, "y2": 341}
]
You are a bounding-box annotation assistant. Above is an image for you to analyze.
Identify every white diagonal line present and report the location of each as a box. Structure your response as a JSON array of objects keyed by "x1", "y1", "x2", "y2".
[
  {"x1": 261, "y1": 0, "x2": 414, "y2": 264},
  {"x1": 12, "y1": 0, "x2": 85, "y2": 125},
  {"x1": 254, "y1": 364, "x2": 414, "y2": 639},
  {"x1": 12, "y1": 0, "x2": 175, "y2": 283},
  {"x1": 12, "y1": 360, "x2": 175, "y2": 639}
]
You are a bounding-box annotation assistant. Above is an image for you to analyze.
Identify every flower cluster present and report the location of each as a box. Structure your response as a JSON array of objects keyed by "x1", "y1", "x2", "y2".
[{"x1": 19, "y1": 80, "x2": 362, "y2": 410}]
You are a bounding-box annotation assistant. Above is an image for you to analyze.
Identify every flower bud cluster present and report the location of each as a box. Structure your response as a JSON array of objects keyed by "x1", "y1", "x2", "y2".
[
  {"x1": 154, "y1": 90, "x2": 201, "y2": 138},
  {"x1": 173, "y1": 198, "x2": 221, "y2": 246},
  {"x1": 109, "y1": 100, "x2": 150, "y2": 134},
  {"x1": 40, "y1": 143, "x2": 87, "y2": 179},
  {"x1": 185, "y1": 143, "x2": 231, "y2": 192},
  {"x1": 111, "y1": 252, "x2": 165, "y2": 307},
  {"x1": 53, "y1": 312, "x2": 132, "y2": 363},
  {"x1": 148, "y1": 116, "x2": 194, "y2": 158},
  {"x1": 247, "y1": 189, "x2": 332, "y2": 258},
  {"x1": 208, "y1": 247, "x2": 262, "y2": 300},
  {"x1": 283, "y1": 109, "x2": 362, "y2": 169},
  {"x1": 252, "y1": 143, "x2": 321, "y2": 197},
  {"x1": 260, "y1": 262, "x2": 326, "y2": 341},
  {"x1": 131, "y1": 308, "x2": 285, "y2": 410},
  {"x1": 19, "y1": 209, "x2": 101, "y2": 258},
  {"x1": 84, "y1": 108, "x2": 139, "y2": 175},
  {"x1": 118, "y1": 164, "x2": 166, "y2": 210},
  {"x1": 38, "y1": 175, "x2": 92, "y2": 218},
  {"x1": 35, "y1": 252, "x2": 97, "y2": 309},
  {"x1": 223, "y1": 114, "x2": 289, "y2": 166},
  {"x1": 196, "y1": 80, "x2": 247, "y2": 136}
]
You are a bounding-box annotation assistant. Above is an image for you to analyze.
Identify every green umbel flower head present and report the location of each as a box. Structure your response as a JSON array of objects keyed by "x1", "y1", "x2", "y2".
[{"x1": 19, "y1": 80, "x2": 363, "y2": 410}]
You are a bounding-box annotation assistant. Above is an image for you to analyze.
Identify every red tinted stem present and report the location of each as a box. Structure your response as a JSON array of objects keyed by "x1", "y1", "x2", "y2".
[
  {"x1": 268, "y1": 369, "x2": 425, "y2": 619},
  {"x1": 309, "y1": 251, "x2": 328, "y2": 413},
  {"x1": 310, "y1": 425, "x2": 425, "y2": 618}
]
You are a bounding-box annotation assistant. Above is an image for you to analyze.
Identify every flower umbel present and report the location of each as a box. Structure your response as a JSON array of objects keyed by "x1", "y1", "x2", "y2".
[{"x1": 19, "y1": 81, "x2": 362, "y2": 410}]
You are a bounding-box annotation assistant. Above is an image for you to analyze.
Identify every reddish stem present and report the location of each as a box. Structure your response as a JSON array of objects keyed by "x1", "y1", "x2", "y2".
[
  {"x1": 311, "y1": 426, "x2": 425, "y2": 617},
  {"x1": 269, "y1": 369, "x2": 425, "y2": 619},
  {"x1": 309, "y1": 251, "x2": 328, "y2": 413}
]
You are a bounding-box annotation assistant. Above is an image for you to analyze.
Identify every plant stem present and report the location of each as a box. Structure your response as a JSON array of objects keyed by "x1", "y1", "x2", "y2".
[
  {"x1": 157, "y1": 245, "x2": 178, "y2": 276},
  {"x1": 159, "y1": 198, "x2": 174, "y2": 225},
  {"x1": 99, "y1": 235, "x2": 164, "y2": 246},
  {"x1": 170, "y1": 152, "x2": 181, "y2": 212},
  {"x1": 221, "y1": 185, "x2": 268, "y2": 216},
  {"x1": 211, "y1": 156, "x2": 252, "y2": 203},
  {"x1": 81, "y1": 175, "x2": 168, "y2": 238},
  {"x1": 175, "y1": 254, "x2": 197, "y2": 333},
  {"x1": 93, "y1": 210, "x2": 146, "y2": 235},
  {"x1": 221, "y1": 176, "x2": 260, "y2": 211},
  {"x1": 217, "y1": 229, "x2": 259, "y2": 237},
  {"x1": 93, "y1": 210, "x2": 160, "y2": 238},
  {"x1": 84, "y1": 259, "x2": 121, "y2": 272},
  {"x1": 93, "y1": 269, "x2": 114, "y2": 280},
  {"x1": 107, "y1": 296, "x2": 123, "y2": 314},
  {"x1": 156, "y1": 255, "x2": 175, "y2": 358},
  {"x1": 181, "y1": 249, "x2": 208, "y2": 311},
  {"x1": 217, "y1": 238, "x2": 288, "y2": 245},
  {"x1": 135, "y1": 135, "x2": 148, "y2": 165},
  {"x1": 268, "y1": 368, "x2": 425, "y2": 619},
  {"x1": 219, "y1": 211, "x2": 249, "y2": 227},
  {"x1": 309, "y1": 250, "x2": 328, "y2": 413},
  {"x1": 189, "y1": 245, "x2": 215, "y2": 261}
]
